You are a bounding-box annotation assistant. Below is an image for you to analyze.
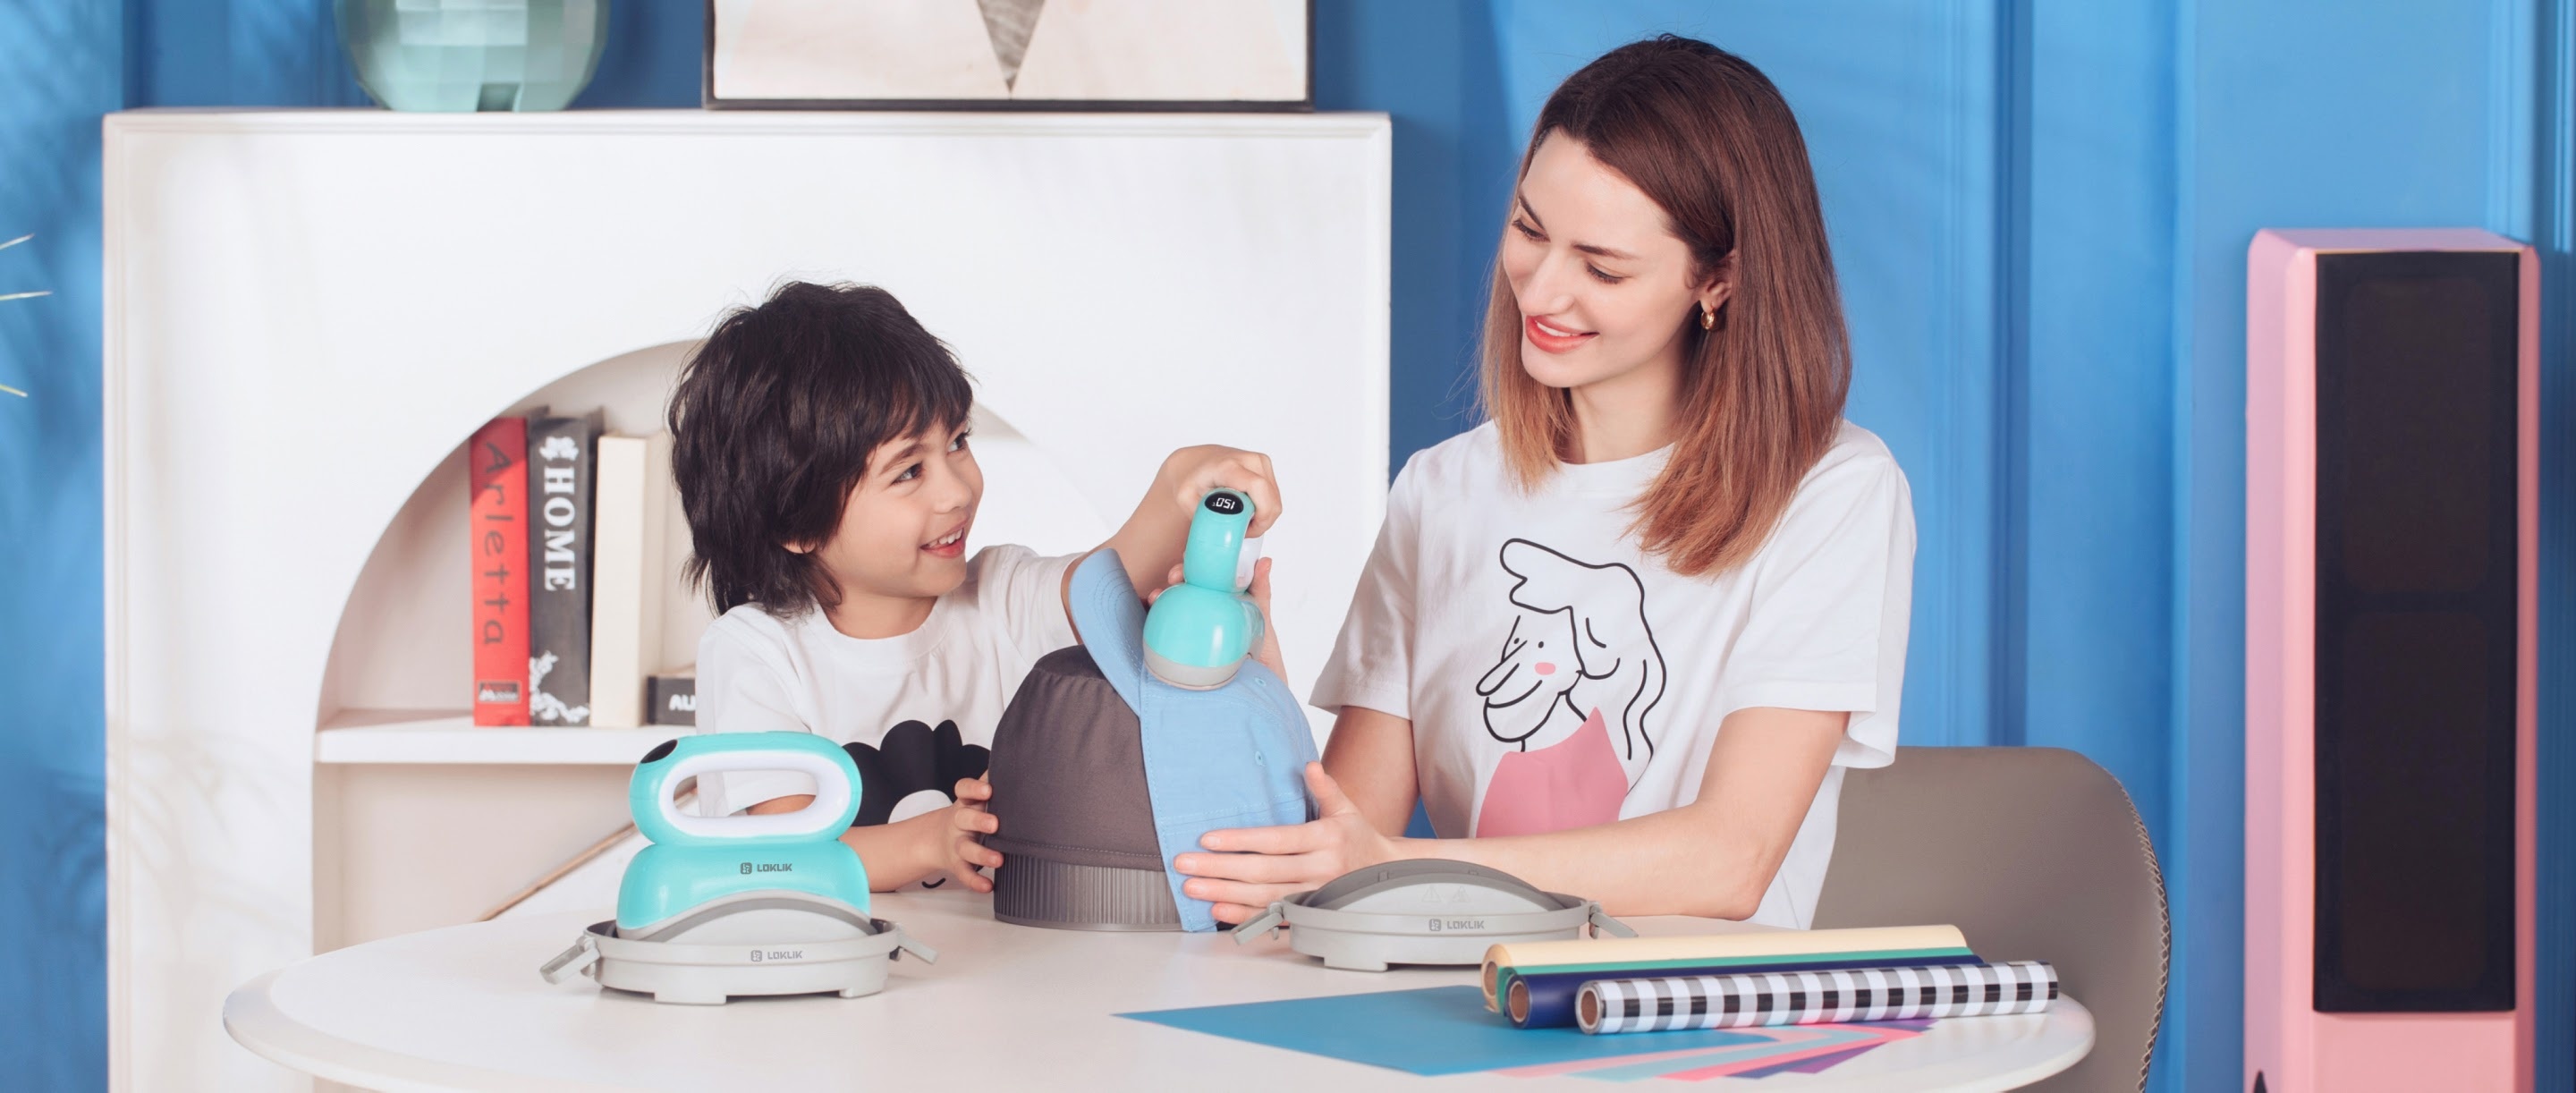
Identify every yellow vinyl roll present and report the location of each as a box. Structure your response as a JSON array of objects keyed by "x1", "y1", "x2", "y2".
[{"x1": 1479, "y1": 924, "x2": 1971, "y2": 1011}]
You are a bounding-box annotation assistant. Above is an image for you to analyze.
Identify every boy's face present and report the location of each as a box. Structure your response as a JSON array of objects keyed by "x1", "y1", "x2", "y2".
[{"x1": 796, "y1": 421, "x2": 983, "y2": 604}]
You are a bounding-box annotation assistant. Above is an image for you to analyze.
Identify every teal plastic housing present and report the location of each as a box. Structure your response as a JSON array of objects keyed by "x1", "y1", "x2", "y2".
[
  {"x1": 615, "y1": 733, "x2": 872, "y2": 931},
  {"x1": 1141, "y1": 489, "x2": 1265, "y2": 686}
]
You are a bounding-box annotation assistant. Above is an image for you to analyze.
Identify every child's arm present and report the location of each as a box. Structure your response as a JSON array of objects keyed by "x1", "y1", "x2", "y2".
[
  {"x1": 1086, "y1": 445, "x2": 1284, "y2": 605},
  {"x1": 746, "y1": 777, "x2": 1000, "y2": 892}
]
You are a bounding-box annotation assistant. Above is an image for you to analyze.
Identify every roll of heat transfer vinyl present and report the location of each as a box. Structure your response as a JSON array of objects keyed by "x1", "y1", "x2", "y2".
[
  {"x1": 1502, "y1": 952, "x2": 1987, "y2": 1029},
  {"x1": 1479, "y1": 925, "x2": 1973, "y2": 1012},
  {"x1": 1575, "y1": 960, "x2": 2059, "y2": 1034}
]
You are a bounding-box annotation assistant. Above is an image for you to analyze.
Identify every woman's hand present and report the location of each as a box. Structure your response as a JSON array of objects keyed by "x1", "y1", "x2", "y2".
[
  {"x1": 936, "y1": 775, "x2": 1003, "y2": 893},
  {"x1": 1172, "y1": 763, "x2": 1403, "y2": 924},
  {"x1": 1157, "y1": 445, "x2": 1284, "y2": 536}
]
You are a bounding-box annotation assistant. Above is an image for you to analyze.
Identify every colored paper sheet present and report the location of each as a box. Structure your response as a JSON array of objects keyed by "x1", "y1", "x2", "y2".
[
  {"x1": 1563, "y1": 1027, "x2": 1885, "y2": 1081},
  {"x1": 1661, "y1": 1029, "x2": 1913, "y2": 1081},
  {"x1": 1497, "y1": 1027, "x2": 1848, "y2": 1079},
  {"x1": 1734, "y1": 1043, "x2": 1881, "y2": 1078},
  {"x1": 1683, "y1": 1022, "x2": 1930, "y2": 1080},
  {"x1": 1501, "y1": 1020, "x2": 1934, "y2": 1083},
  {"x1": 1120, "y1": 986, "x2": 1774, "y2": 1076}
]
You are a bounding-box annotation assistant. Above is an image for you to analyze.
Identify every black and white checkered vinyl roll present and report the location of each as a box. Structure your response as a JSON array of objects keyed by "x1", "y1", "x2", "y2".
[{"x1": 1575, "y1": 960, "x2": 2059, "y2": 1034}]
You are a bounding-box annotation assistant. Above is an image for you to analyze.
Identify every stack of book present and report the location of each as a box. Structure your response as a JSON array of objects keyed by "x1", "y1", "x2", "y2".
[{"x1": 468, "y1": 411, "x2": 696, "y2": 728}]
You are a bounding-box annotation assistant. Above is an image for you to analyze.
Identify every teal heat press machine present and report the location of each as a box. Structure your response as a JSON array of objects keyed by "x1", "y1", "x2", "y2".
[
  {"x1": 1141, "y1": 487, "x2": 1267, "y2": 688},
  {"x1": 540, "y1": 732, "x2": 936, "y2": 1004}
]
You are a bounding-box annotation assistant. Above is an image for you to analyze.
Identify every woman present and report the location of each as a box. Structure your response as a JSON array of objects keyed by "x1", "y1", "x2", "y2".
[{"x1": 1174, "y1": 36, "x2": 1915, "y2": 929}]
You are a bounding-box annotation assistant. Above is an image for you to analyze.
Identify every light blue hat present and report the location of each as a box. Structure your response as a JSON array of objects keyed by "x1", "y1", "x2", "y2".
[{"x1": 1066, "y1": 548, "x2": 1318, "y2": 932}]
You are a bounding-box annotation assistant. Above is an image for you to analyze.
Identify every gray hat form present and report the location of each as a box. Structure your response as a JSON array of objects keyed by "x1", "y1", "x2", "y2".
[{"x1": 984, "y1": 646, "x2": 1182, "y2": 930}]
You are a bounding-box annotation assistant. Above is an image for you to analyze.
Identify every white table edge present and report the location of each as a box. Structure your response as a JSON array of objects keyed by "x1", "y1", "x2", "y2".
[
  {"x1": 225, "y1": 968, "x2": 634, "y2": 1093},
  {"x1": 1949, "y1": 1008, "x2": 2095, "y2": 1092},
  {"x1": 224, "y1": 977, "x2": 2092, "y2": 1093},
  {"x1": 221, "y1": 903, "x2": 2098, "y2": 1093}
]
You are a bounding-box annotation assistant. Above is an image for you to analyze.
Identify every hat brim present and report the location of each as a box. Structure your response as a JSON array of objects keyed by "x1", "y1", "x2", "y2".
[{"x1": 1066, "y1": 549, "x2": 1148, "y2": 711}]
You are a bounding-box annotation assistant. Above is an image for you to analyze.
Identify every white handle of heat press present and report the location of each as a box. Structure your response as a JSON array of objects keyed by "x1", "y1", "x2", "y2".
[
  {"x1": 1233, "y1": 534, "x2": 1266, "y2": 592},
  {"x1": 660, "y1": 748, "x2": 853, "y2": 837}
]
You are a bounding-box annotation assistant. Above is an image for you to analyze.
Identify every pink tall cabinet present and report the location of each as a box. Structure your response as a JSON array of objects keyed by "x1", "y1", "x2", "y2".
[{"x1": 2244, "y1": 228, "x2": 2538, "y2": 1092}]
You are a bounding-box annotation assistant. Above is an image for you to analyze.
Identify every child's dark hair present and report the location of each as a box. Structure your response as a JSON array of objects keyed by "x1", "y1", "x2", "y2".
[{"x1": 667, "y1": 281, "x2": 971, "y2": 616}]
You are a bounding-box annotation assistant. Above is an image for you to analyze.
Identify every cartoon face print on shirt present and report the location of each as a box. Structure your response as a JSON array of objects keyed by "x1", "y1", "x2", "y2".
[
  {"x1": 1472, "y1": 539, "x2": 1667, "y2": 838},
  {"x1": 844, "y1": 719, "x2": 990, "y2": 888},
  {"x1": 844, "y1": 718, "x2": 988, "y2": 826}
]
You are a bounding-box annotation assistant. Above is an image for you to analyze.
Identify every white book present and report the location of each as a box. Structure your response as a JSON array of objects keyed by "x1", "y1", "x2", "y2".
[{"x1": 588, "y1": 432, "x2": 674, "y2": 728}]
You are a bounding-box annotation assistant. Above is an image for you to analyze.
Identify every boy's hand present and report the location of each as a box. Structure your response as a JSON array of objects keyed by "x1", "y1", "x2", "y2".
[
  {"x1": 937, "y1": 775, "x2": 1003, "y2": 893},
  {"x1": 1093, "y1": 445, "x2": 1287, "y2": 622},
  {"x1": 1151, "y1": 556, "x2": 1286, "y2": 681},
  {"x1": 1158, "y1": 445, "x2": 1284, "y2": 536}
]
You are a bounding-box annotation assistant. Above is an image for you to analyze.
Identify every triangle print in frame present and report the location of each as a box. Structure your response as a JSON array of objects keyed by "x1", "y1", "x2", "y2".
[{"x1": 704, "y1": 0, "x2": 1311, "y2": 112}]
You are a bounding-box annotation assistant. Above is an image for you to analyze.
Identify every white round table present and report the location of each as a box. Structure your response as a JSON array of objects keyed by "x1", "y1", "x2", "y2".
[{"x1": 225, "y1": 888, "x2": 2092, "y2": 1091}]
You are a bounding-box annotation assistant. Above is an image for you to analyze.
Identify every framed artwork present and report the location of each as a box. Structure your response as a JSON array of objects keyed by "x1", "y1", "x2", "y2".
[{"x1": 703, "y1": 0, "x2": 1312, "y2": 111}]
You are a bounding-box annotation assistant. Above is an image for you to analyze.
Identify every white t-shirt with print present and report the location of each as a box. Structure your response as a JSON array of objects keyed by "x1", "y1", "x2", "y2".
[
  {"x1": 1310, "y1": 420, "x2": 1915, "y2": 929},
  {"x1": 693, "y1": 545, "x2": 1080, "y2": 828}
]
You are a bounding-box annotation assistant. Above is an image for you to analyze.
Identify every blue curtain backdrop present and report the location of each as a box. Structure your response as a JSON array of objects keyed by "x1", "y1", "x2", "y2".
[{"x1": 2, "y1": 3, "x2": 2569, "y2": 1091}]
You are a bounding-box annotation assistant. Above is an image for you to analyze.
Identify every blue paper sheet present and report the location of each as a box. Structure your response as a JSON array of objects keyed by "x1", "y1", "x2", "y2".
[{"x1": 1118, "y1": 986, "x2": 1766, "y2": 1076}]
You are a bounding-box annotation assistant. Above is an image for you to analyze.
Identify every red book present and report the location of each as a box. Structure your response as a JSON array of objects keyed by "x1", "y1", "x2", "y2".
[{"x1": 470, "y1": 417, "x2": 531, "y2": 725}]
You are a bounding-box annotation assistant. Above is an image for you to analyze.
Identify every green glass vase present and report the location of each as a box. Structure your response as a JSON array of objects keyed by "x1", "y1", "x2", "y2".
[{"x1": 336, "y1": 0, "x2": 610, "y2": 112}]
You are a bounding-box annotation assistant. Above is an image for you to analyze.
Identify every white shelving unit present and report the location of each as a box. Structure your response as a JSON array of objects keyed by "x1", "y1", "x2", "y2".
[
  {"x1": 105, "y1": 107, "x2": 1390, "y2": 1092},
  {"x1": 314, "y1": 712, "x2": 679, "y2": 766}
]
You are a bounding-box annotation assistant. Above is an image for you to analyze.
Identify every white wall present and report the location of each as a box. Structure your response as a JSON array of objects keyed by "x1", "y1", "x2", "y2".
[{"x1": 106, "y1": 109, "x2": 1389, "y2": 1090}]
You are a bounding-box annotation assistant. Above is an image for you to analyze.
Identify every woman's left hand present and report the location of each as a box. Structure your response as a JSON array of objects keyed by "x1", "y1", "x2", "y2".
[{"x1": 1172, "y1": 763, "x2": 1402, "y2": 924}]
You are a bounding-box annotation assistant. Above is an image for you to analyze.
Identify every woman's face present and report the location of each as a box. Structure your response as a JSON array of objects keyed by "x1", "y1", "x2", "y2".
[{"x1": 1499, "y1": 132, "x2": 1727, "y2": 392}]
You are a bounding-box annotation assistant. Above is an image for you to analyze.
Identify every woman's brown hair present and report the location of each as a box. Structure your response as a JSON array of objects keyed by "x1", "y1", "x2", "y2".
[{"x1": 1479, "y1": 35, "x2": 1849, "y2": 577}]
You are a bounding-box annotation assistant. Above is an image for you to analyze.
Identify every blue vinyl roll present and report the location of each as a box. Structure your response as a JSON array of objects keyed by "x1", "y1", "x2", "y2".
[{"x1": 1505, "y1": 953, "x2": 1986, "y2": 1029}]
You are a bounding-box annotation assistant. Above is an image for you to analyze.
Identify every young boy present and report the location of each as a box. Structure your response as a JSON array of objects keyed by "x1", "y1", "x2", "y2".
[{"x1": 668, "y1": 281, "x2": 1282, "y2": 893}]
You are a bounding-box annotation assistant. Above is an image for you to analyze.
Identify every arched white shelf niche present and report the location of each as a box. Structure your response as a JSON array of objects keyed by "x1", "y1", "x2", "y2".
[
  {"x1": 312, "y1": 341, "x2": 1115, "y2": 758},
  {"x1": 307, "y1": 342, "x2": 1121, "y2": 954}
]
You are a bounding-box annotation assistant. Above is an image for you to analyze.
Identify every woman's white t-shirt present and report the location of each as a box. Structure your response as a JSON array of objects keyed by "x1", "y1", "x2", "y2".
[
  {"x1": 693, "y1": 545, "x2": 1080, "y2": 825},
  {"x1": 1310, "y1": 420, "x2": 1915, "y2": 928}
]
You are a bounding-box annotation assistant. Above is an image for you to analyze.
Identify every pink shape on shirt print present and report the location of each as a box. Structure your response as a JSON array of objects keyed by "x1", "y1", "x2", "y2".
[
  {"x1": 1470, "y1": 538, "x2": 1666, "y2": 836},
  {"x1": 1475, "y1": 706, "x2": 1629, "y2": 835}
]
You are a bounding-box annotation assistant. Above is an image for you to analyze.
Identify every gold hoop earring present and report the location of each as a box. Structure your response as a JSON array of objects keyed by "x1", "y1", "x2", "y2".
[{"x1": 1699, "y1": 304, "x2": 1717, "y2": 330}]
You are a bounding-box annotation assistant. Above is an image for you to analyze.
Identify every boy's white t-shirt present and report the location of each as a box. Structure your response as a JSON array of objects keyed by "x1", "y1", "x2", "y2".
[
  {"x1": 1310, "y1": 420, "x2": 1915, "y2": 929},
  {"x1": 692, "y1": 545, "x2": 1080, "y2": 825}
]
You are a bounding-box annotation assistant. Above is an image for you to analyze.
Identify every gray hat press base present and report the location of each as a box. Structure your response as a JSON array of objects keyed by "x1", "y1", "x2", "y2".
[
  {"x1": 992, "y1": 855, "x2": 1180, "y2": 932},
  {"x1": 1234, "y1": 860, "x2": 1633, "y2": 971},
  {"x1": 538, "y1": 892, "x2": 937, "y2": 1004}
]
